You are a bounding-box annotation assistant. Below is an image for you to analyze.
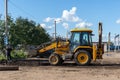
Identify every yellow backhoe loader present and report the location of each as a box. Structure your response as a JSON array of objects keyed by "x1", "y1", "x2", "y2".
[{"x1": 37, "y1": 22, "x2": 104, "y2": 66}]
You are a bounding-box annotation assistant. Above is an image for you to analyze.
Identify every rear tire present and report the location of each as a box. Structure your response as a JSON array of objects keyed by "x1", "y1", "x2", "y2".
[
  {"x1": 74, "y1": 50, "x2": 91, "y2": 66},
  {"x1": 49, "y1": 53, "x2": 63, "y2": 66}
]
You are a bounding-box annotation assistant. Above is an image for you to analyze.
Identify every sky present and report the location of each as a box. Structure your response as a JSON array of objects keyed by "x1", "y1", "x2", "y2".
[{"x1": 0, "y1": 0, "x2": 120, "y2": 42}]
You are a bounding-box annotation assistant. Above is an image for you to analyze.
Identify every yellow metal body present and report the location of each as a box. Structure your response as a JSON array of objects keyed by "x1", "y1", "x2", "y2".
[
  {"x1": 38, "y1": 26, "x2": 103, "y2": 63},
  {"x1": 74, "y1": 46, "x2": 92, "y2": 53},
  {"x1": 38, "y1": 42, "x2": 57, "y2": 53},
  {"x1": 38, "y1": 41, "x2": 69, "y2": 54},
  {"x1": 71, "y1": 28, "x2": 92, "y2": 32},
  {"x1": 53, "y1": 27, "x2": 103, "y2": 61},
  {"x1": 54, "y1": 43, "x2": 100, "y2": 62},
  {"x1": 54, "y1": 41, "x2": 69, "y2": 55},
  {"x1": 93, "y1": 45, "x2": 97, "y2": 61}
]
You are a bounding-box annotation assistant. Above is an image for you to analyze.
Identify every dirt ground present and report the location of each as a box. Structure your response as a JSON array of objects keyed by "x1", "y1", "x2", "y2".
[{"x1": 1, "y1": 52, "x2": 120, "y2": 80}]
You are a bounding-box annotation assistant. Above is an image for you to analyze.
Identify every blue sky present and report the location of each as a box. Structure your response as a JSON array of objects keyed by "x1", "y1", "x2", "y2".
[{"x1": 0, "y1": 0, "x2": 120, "y2": 42}]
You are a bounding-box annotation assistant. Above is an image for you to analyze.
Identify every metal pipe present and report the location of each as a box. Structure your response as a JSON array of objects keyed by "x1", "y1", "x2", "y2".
[
  {"x1": 4, "y1": 0, "x2": 8, "y2": 45},
  {"x1": 5, "y1": 0, "x2": 8, "y2": 37},
  {"x1": 98, "y1": 22, "x2": 102, "y2": 48},
  {"x1": 54, "y1": 21, "x2": 56, "y2": 40}
]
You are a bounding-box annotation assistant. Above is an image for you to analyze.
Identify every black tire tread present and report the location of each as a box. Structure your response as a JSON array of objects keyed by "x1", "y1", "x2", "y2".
[{"x1": 49, "y1": 53, "x2": 63, "y2": 66}]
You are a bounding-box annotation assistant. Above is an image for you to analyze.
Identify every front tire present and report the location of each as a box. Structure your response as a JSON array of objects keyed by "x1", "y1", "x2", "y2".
[
  {"x1": 49, "y1": 53, "x2": 63, "y2": 66},
  {"x1": 74, "y1": 50, "x2": 91, "y2": 66}
]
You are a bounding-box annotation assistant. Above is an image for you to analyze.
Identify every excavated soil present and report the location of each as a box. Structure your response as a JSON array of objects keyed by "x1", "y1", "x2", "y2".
[{"x1": 1, "y1": 52, "x2": 120, "y2": 80}]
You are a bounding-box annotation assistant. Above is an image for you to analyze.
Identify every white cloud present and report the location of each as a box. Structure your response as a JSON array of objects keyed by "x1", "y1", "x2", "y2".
[
  {"x1": 75, "y1": 22, "x2": 93, "y2": 28},
  {"x1": 54, "y1": 18, "x2": 62, "y2": 23},
  {"x1": 44, "y1": 17, "x2": 62, "y2": 24},
  {"x1": 44, "y1": 17, "x2": 54, "y2": 22},
  {"x1": 62, "y1": 7, "x2": 80, "y2": 22},
  {"x1": 40, "y1": 23, "x2": 53, "y2": 30},
  {"x1": 47, "y1": 26, "x2": 53, "y2": 29},
  {"x1": 116, "y1": 19, "x2": 120, "y2": 24},
  {"x1": 62, "y1": 23, "x2": 69, "y2": 29},
  {"x1": 43, "y1": 7, "x2": 93, "y2": 30},
  {"x1": 41, "y1": 23, "x2": 46, "y2": 28}
]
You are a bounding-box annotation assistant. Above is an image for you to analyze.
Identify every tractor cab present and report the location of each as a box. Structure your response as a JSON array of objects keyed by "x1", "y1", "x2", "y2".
[
  {"x1": 70, "y1": 28, "x2": 93, "y2": 52},
  {"x1": 49, "y1": 23, "x2": 103, "y2": 66}
]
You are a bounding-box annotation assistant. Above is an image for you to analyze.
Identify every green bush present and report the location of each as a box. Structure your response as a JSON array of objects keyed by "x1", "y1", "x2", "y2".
[
  {"x1": 11, "y1": 50, "x2": 28, "y2": 59},
  {"x1": 0, "y1": 53, "x2": 6, "y2": 61}
]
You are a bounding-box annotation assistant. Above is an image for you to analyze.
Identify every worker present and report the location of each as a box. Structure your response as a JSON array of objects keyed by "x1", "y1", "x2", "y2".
[{"x1": 6, "y1": 45, "x2": 13, "y2": 60}]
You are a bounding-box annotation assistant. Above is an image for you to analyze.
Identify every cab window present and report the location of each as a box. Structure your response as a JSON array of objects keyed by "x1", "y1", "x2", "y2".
[
  {"x1": 71, "y1": 32, "x2": 80, "y2": 44},
  {"x1": 81, "y1": 32, "x2": 90, "y2": 46}
]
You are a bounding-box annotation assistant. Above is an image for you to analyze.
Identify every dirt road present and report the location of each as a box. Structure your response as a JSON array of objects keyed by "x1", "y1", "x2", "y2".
[{"x1": 1, "y1": 52, "x2": 120, "y2": 80}]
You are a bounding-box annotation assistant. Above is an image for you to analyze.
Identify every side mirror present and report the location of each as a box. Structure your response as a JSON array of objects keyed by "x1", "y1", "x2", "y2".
[
  {"x1": 68, "y1": 40, "x2": 71, "y2": 43},
  {"x1": 91, "y1": 34, "x2": 95, "y2": 36}
]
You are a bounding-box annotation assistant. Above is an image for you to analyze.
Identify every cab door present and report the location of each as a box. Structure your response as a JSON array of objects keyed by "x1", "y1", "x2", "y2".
[{"x1": 70, "y1": 32, "x2": 80, "y2": 52}]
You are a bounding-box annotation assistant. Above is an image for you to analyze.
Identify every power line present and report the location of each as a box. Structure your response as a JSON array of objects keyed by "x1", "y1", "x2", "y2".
[{"x1": 8, "y1": 0, "x2": 37, "y2": 21}]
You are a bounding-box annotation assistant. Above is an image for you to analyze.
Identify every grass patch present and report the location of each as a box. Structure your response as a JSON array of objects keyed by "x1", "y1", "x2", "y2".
[
  {"x1": 11, "y1": 50, "x2": 28, "y2": 59},
  {"x1": 0, "y1": 53, "x2": 6, "y2": 61}
]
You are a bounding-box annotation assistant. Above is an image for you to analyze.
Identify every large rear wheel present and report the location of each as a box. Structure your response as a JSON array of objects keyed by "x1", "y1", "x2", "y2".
[
  {"x1": 74, "y1": 50, "x2": 91, "y2": 66},
  {"x1": 49, "y1": 53, "x2": 63, "y2": 66}
]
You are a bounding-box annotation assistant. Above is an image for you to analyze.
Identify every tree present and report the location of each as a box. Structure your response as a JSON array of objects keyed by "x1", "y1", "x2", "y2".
[
  {"x1": 0, "y1": 15, "x2": 15, "y2": 48},
  {"x1": 0, "y1": 19, "x2": 5, "y2": 49},
  {"x1": 0, "y1": 16, "x2": 51, "y2": 48},
  {"x1": 9, "y1": 17, "x2": 50, "y2": 47},
  {"x1": 29, "y1": 25, "x2": 50, "y2": 45}
]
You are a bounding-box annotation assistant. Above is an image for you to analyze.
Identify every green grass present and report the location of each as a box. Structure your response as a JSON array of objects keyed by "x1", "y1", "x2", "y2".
[
  {"x1": 11, "y1": 50, "x2": 28, "y2": 59},
  {"x1": 0, "y1": 53, "x2": 6, "y2": 61},
  {"x1": 0, "y1": 49, "x2": 28, "y2": 60}
]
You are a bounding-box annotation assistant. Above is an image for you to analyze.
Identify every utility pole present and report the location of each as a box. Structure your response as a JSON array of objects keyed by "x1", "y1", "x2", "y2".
[
  {"x1": 114, "y1": 34, "x2": 119, "y2": 52},
  {"x1": 54, "y1": 20, "x2": 56, "y2": 40},
  {"x1": 5, "y1": 0, "x2": 8, "y2": 45},
  {"x1": 54, "y1": 20, "x2": 62, "y2": 40},
  {"x1": 114, "y1": 34, "x2": 116, "y2": 52},
  {"x1": 118, "y1": 35, "x2": 120, "y2": 51},
  {"x1": 4, "y1": 0, "x2": 8, "y2": 61},
  {"x1": 66, "y1": 30, "x2": 69, "y2": 41},
  {"x1": 108, "y1": 32, "x2": 111, "y2": 52}
]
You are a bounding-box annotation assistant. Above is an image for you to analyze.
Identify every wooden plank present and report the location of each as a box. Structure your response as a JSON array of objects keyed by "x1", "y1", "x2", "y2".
[{"x1": 0, "y1": 66, "x2": 19, "y2": 71}]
